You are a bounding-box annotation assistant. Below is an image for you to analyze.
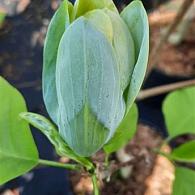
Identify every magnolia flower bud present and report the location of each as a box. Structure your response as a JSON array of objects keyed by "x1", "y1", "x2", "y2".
[{"x1": 43, "y1": 0, "x2": 149, "y2": 156}]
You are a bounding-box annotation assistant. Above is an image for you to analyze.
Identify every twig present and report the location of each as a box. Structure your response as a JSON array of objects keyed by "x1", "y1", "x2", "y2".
[
  {"x1": 137, "y1": 79, "x2": 195, "y2": 101},
  {"x1": 147, "y1": 0, "x2": 193, "y2": 76},
  {"x1": 149, "y1": 12, "x2": 176, "y2": 27}
]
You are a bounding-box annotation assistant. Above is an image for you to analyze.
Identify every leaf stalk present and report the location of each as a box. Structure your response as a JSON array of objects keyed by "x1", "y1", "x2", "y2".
[{"x1": 38, "y1": 159, "x2": 81, "y2": 171}]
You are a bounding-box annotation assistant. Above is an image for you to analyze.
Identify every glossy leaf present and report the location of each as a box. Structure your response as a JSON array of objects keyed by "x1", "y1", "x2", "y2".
[
  {"x1": 173, "y1": 167, "x2": 195, "y2": 195},
  {"x1": 20, "y1": 112, "x2": 93, "y2": 170},
  {"x1": 74, "y1": 0, "x2": 118, "y2": 18},
  {"x1": 170, "y1": 140, "x2": 195, "y2": 163},
  {"x1": 43, "y1": 0, "x2": 70, "y2": 123},
  {"x1": 0, "y1": 77, "x2": 38, "y2": 185},
  {"x1": 121, "y1": 0, "x2": 149, "y2": 113},
  {"x1": 163, "y1": 86, "x2": 195, "y2": 138},
  {"x1": 104, "y1": 103, "x2": 138, "y2": 154},
  {"x1": 56, "y1": 17, "x2": 125, "y2": 156}
]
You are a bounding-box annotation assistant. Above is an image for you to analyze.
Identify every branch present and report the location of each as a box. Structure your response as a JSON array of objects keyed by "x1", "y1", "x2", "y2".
[
  {"x1": 149, "y1": 12, "x2": 176, "y2": 27},
  {"x1": 147, "y1": 0, "x2": 193, "y2": 76},
  {"x1": 137, "y1": 79, "x2": 195, "y2": 100}
]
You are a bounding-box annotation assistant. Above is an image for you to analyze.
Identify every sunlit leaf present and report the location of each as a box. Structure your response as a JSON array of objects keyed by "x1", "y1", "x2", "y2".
[
  {"x1": 163, "y1": 86, "x2": 195, "y2": 138},
  {"x1": 173, "y1": 167, "x2": 195, "y2": 195},
  {"x1": 0, "y1": 12, "x2": 5, "y2": 27},
  {"x1": 0, "y1": 77, "x2": 38, "y2": 185},
  {"x1": 170, "y1": 140, "x2": 195, "y2": 163}
]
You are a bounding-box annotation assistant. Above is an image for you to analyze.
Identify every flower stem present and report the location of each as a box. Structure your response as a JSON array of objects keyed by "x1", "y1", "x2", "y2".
[
  {"x1": 104, "y1": 154, "x2": 110, "y2": 167},
  {"x1": 92, "y1": 174, "x2": 99, "y2": 195},
  {"x1": 38, "y1": 159, "x2": 81, "y2": 171}
]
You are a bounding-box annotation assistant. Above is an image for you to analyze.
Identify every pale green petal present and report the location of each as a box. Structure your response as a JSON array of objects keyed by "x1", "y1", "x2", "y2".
[
  {"x1": 56, "y1": 17, "x2": 125, "y2": 156},
  {"x1": 43, "y1": 0, "x2": 70, "y2": 123},
  {"x1": 73, "y1": 0, "x2": 118, "y2": 18},
  {"x1": 105, "y1": 9, "x2": 135, "y2": 91},
  {"x1": 68, "y1": 1, "x2": 74, "y2": 22},
  {"x1": 84, "y1": 9, "x2": 113, "y2": 43},
  {"x1": 85, "y1": 8, "x2": 135, "y2": 92},
  {"x1": 121, "y1": 0, "x2": 149, "y2": 113}
]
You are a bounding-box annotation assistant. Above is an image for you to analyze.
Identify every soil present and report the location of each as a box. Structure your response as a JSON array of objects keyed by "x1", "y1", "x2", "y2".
[
  {"x1": 149, "y1": 0, "x2": 195, "y2": 77},
  {"x1": 156, "y1": 39, "x2": 195, "y2": 77}
]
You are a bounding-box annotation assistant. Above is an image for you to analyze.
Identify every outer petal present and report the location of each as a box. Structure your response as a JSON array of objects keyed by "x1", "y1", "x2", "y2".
[
  {"x1": 121, "y1": 0, "x2": 149, "y2": 113},
  {"x1": 73, "y1": 0, "x2": 118, "y2": 18},
  {"x1": 68, "y1": 1, "x2": 74, "y2": 22},
  {"x1": 84, "y1": 9, "x2": 135, "y2": 92},
  {"x1": 84, "y1": 9, "x2": 113, "y2": 43},
  {"x1": 105, "y1": 9, "x2": 135, "y2": 91},
  {"x1": 56, "y1": 17, "x2": 125, "y2": 156},
  {"x1": 43, "y1": 0, "x2": 70, "y2": 123}
]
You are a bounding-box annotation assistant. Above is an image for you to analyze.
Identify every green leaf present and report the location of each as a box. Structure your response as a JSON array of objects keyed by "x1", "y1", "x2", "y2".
[
  {"x1": 0, "y1": 77, "x2": 38, "y2": 185},
  {"x1": 0, "y1": 12, "x2": 5, "y2": 27},
  {"x1": 56, "y1": 17, "x2": 125, "y2": 156},
  {"x1": 103, "y1": 103, "x2": 138, "y2": 154},
  {"x1": 170, "y1": 140, "x2": 195, "y2": 163},
  {"x1": 20, "y1": 112, "x2": 93, "y2": 170},
  {"x1": 163, "y1": 86, "x2": 195, "y2": 138},
  {"x1": 173, "y1": 167, "x2": 195, "y2": 195},
  {"x1": 43, "y1": 0, "x2": 70, "y2": 123},
  {"x1": 73, "y1": 0, "x2": 118, "y2": 18},
  {"x1": 121, "y1": 0, "x2": 149, "y2": 113}
]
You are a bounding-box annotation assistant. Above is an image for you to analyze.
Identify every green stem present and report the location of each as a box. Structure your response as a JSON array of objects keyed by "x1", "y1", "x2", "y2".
[
  {"x1": 153, "y1": 149, "x2": 175, "y2": 162},
  {"x1": 104, "y1": 154, "x2": 110, "y2": 167},
  {"x1": 92, "y1": 174, "x2": 99, "y2": 195},
  {"x1": 39, "y1": 159, "x2": 81, "y2": 171}
]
